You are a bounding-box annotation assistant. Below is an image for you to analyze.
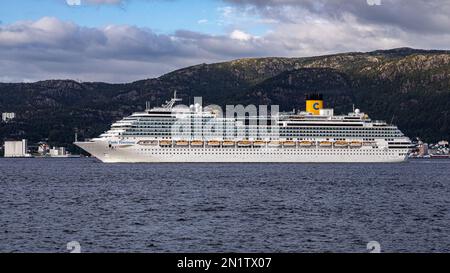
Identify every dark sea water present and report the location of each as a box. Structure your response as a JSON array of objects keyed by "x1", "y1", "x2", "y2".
[{"x1": 0, "y1": 158, "x2": 449, "y2": 253}]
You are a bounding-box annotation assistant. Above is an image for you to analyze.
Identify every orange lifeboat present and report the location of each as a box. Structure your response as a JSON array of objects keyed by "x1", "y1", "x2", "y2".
[
  {"x1": 190, "y1": 140, "x2": 204, "y2": 147},
  {"x1": 319, "y1": 141, "x2": 332, "y2": 147},
  {"x1": 176, "y1": 140, "x2": 189, "y2": 147},
  {"x1": 299, "y1": 141, "x2": 313, "y2": 147},
  {"x1": 350, "y1": 141, "x2": 363, "y2": 148},
  {"x1": 159, "y1": 140, "x2": 172, "y2": 146},
  {"x1": 253, "y1": 141, "x2": 267, "y2": 147},
  {"x1": 334, "y1": 141, "x2": 349, "y2": 148},
  {"x1": 283, "y1": 141, "x2": 296, "y2": 147},
  {"x1": 268, "y1": 141, "x2": 281, "y2": 147},
  {"x1": 207, "y1": 140, "x2": 221, "y2": 147},
  {"x1": 238, "y1": 140, "x2": 252, "y2": 147},
  {"x1": 222, "y1": 141, "x2": 235, "y2": 147}
]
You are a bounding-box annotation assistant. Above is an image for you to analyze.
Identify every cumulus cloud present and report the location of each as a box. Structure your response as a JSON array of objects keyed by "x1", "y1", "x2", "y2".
[
  {"x1": 0, "y1": 17, "x2": 271, "y2": 82},
  {"x1": 230, "y1": 30, "x2": 252, "y2": 41},
  {"x1": 2, "y1": 1, "x2": 450, "y2": 83}
]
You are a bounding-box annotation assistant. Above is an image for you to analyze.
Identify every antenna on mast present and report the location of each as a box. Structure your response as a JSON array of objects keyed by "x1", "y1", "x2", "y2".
[{"x1": 162, "y1": 91, "x2": 182, "y2": 109}]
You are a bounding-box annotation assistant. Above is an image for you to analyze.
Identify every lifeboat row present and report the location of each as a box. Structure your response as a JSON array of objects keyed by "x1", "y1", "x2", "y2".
[
  {"x1": 147, "y1": 140, "x2": 364, "y2": 148},
  {"x1": 322, "y1": 141, "x2": 364, "y2": 148}
]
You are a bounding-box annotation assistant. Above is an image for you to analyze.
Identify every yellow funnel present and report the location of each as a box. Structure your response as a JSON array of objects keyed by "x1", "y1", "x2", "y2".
[{"x1": 305, "y1": 94, "x2": 323, "y2": 115}]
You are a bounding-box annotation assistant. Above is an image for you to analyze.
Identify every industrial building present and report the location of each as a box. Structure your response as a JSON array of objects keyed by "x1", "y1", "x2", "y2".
[
  {"x1": 49, "y1": 147, "x2": 68, "y2": 157},
  {"x1": 3, "y1": 140, "x2": 31, "y2": 158}
]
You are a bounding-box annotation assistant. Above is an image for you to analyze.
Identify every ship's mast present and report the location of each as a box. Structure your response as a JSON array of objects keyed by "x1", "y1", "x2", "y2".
[{"x1": 162, "y1": 91, "x2": 182, "y2": 109}]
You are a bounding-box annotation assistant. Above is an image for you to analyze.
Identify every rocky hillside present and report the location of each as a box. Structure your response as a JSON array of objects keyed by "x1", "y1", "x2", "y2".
[{"x1": 1, "y1": 48, "x2": 449, "y2": 150}]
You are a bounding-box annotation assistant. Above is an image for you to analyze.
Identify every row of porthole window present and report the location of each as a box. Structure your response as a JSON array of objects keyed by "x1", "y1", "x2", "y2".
[
  {"x1": 138, "y1": 150, "x2": 396, "y2": 156},
  {"x1": 138, "y1": 149, "x2": 402, "y2": 152},
  {"x1": 125, "y1": 132, "x2": 402, "y2": 137}
]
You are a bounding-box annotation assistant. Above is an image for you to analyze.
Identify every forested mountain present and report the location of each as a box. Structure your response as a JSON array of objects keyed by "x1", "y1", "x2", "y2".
[{"x1": 1, "y1": 48, "x2": 449, "y2": 150}]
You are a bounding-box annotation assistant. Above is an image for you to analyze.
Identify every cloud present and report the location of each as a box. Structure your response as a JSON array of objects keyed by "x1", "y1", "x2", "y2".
[
  {"x1": 66, "y1": 0, "x2": 81, "y2": 6},
  {"x1": 230, "y1": 30, "x2": 252, "y2": 41},
  {"x1": 217, "y1": 0, "x2": 450, "y2": 55},
  {"x1": 66, "y1": 0, "x2": 123, "y2": 5},
  {"x1": 86, "y1": 0, "x2": 122, "y2": 3},
  {"x1": 0, "y1": 17, "x2": 272, "y2": 82},
  {"x1": 224, "y1": 0, "x2": 450, "y2": 34},
  {"x1": 2, "y1": 1, "x2": 450, "y2": 83},
  {"x1": 366, "y1": 0, "x2": 382, "y2": 6}
]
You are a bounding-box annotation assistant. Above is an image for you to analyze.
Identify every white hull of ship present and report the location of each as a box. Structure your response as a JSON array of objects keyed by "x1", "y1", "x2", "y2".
[{"x1": 75, "y1": 141, "x2": 408, "y2": 163}]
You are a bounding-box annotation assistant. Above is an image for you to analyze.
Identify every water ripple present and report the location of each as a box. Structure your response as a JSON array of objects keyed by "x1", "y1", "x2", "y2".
[{"x1": 0, "y1": 158, "x2": 449, "y2": 253}]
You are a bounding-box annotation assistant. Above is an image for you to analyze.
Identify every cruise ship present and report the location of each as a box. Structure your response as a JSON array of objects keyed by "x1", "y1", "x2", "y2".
[{"x1": 75, "y1": 93, "x2": 412, "y2": 163}]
